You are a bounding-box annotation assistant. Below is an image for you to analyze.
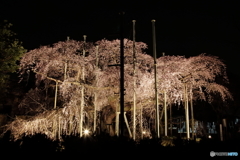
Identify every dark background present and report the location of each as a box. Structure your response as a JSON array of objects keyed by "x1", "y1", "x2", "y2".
[
  {"x1": 0, "y1": 1, "x2": 240, "y2": 142},
  {"x1": 1, "y1": 0, "x2": 240, "y2": 77}
]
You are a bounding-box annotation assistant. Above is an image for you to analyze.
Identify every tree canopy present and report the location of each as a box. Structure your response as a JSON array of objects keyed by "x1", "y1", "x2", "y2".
[{"x1": 4, "y1": 38, "x2": 232, "y2": 140}]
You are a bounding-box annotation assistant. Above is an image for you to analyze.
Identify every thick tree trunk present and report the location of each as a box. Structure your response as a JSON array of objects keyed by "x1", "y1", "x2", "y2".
[{"x1": 101, "y1": 105, "x2": 116, "y2": 136}]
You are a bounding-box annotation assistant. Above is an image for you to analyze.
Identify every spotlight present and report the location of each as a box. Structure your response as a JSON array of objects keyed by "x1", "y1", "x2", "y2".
[{"x1": 84, "y1": 129, "x2": 89, "y2": 135}]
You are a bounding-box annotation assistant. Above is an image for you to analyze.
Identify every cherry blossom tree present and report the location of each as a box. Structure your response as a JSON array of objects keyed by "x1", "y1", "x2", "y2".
[
  {"x1": 94, "y1": 39, "x2": 153, "y2": 136},
  {"x1": 6, "y1": 38, "x2": 152, "y2": 140},
  {"x1": 13, "y1": 39, "x2": 97, "y2": 138},
  {"x1": 3, "y1": 37, "x2": 232, "y2": 141},
  {"x1": 156, "y1": 54, "x2": 232, "y2": 138},
  {"x1": 183, "y1": 54, "x2": 232, "y2": 138}
]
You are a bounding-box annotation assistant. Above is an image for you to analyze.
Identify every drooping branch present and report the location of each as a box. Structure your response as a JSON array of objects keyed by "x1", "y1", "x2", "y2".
[{"x1": 5, "y1": 39, "x2": 233, "y2": 141}]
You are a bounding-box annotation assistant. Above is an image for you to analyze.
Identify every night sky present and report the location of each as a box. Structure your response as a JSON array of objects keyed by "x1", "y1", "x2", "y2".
[{"x1": 1, "y1": 0, "x2": 240, "y2": 77}]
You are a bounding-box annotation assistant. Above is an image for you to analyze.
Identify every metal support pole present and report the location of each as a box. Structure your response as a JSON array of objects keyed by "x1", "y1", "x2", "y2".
[
  {"x1": 80, "y1": 35, "x2": 87, "y2": 137},
  {"x1": 94, "y1": 46, "x2": 99, "y2": 134},
  {"x1": 164, "y1": 91, "x2": 167, "y2": 136},
  {"x1": 115, "y1": 112, "x2": 120, "y2": 136},
  {"x1": 184, "y1": 84, "x2": 190, "y2": 139},
  {"x1": 190, "y1": 88, "x2": 195, "y2": 139},
  {"x1": 120, "y1": 12, "x2": 125, "y2": 138},
  {"x1": 152, "y1": 19, "x2": 160, "y2": 138},
  {"x1": 124, "y1": 112, "x2": 132, "y2": 138},
  {"x1": 170, "y1": 103, "x2": 172, "y2": 136},
  {"x1": 220, "y1": 124, "x2": 223, "y2": 141},
  {"x1": 54, "y1": 81, "x2": 58, "y2": 109},
  {"x1": 132, "y1": 20, "x2": 136, "y2": 140}
]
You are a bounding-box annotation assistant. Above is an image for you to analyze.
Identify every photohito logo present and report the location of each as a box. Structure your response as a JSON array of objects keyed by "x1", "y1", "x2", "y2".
[
  {"x1": 210, "y1": 151, "x2": 238, "y2": 157},
  {"x1": 210, "y1": 151, "x2": 215, "y2": 157}
]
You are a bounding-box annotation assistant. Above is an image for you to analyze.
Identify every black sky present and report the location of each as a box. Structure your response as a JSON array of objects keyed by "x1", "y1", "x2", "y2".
[{"x1": 1, "y1": 0, "x2": 240, "y2": 76}]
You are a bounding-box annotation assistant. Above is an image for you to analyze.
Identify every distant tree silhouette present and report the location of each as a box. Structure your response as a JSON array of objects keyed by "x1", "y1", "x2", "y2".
[{"x1": 0, "y1": 20, "x2": 26, "y2": 104}]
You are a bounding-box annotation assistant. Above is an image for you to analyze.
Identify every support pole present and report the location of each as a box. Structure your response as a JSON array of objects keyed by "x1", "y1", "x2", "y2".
[
  {"x1": 93, "y1": 46, "x2": 99, "y2": 134},
  {"x1": 120, "y1": 12, "x2": 125, "y2": 138},
  {"x1": 132, "y1": 20, "x2": 136, "y2": 140},
  {"x1": 184, "y1": 84, "x2": 190, "y2": 139},
  {"x1": 170, "y1": 103, "x2": 172, "y2": 136},
  {"x1": 124, "y1": 112, "x2": 132, "y2": 138},
  {"x1": 64, "y1": 62, "x2": 67, "y2": 80},
  {"x1": 140, "y1": 102, "x2": 143, "y2": 139},
  {"x1": 162, "y1": 52, "x2": 167, "y2": 136},
  {"x1": 80, "y1": 35, "x2": 87, "y2": 137},
  {"x1": 54, "y1": 81, "x2": 58, "y2": 109},
  {"x1": 190, "y1": 88, "x2": 195, "y2": 139},
  {"x1": 220, "y1": 124, "x2": 223, "y2": 141},
  {"x1": 164, "y1": 91, "x2": 167, "y2": 136},
  {"x1": 115, "y1": 112, "x2": 120, "y2": 136},
  {"x1": 152, "y1": 19, "x2": 160, "y2": 138}
]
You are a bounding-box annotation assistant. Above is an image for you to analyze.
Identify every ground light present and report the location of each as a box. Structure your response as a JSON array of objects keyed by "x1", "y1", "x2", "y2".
[{"x1": 84, "y1": 129, "x2": 90, "y2": 135}]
